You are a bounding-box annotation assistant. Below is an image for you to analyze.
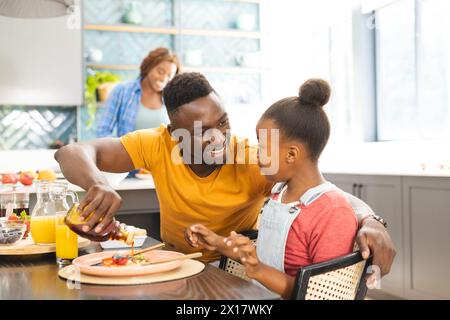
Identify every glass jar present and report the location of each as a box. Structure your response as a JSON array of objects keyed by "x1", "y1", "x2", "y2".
[
  {"x1": 65, "y1": 203, "x2": 135, "y2": 244},
  {"x1": 50, "y1": 181, "x2": 78, "y2": 215},
  {"x1": 122, "y1": 1, "x2": 142, "y2": 25},
  {"x1": 30, "y1": 181, "x2": 57, "y2": 244},
  {"x1": 0, "y1": 190, "x2": 14, "y2": 218},
  {"x1": 13, "y1": 189, "x2": 30, "y2": 216}
]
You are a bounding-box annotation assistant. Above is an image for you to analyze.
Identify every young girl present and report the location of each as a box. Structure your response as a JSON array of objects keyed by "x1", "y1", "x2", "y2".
[{"x1": 186, "y1": 79, "x2": 358, "y2": 299}]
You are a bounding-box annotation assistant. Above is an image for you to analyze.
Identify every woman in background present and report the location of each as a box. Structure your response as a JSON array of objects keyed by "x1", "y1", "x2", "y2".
[{"x1": 96, "y1": 47, "x2": 181, "y2": 137}]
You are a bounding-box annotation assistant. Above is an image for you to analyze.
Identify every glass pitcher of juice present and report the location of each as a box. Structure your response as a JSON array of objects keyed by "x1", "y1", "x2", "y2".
[
  {"x1": 51, "y1": 181, "x2": 78, "y2": 215},
  {"x1": 30, "y1": 181, "x2": 57, "y2": 244},
  {"x1": 65, "y1": 203, "x2": 135, "y2": 245}
]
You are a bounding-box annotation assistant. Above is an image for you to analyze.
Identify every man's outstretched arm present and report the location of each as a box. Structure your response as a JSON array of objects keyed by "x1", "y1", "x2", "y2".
[
  {"x1": 345, "y1": 192, "x2": 396, "y2": 280},
  {"x1": 54, "y1": 138, "x2": 135, "y2": 234}
]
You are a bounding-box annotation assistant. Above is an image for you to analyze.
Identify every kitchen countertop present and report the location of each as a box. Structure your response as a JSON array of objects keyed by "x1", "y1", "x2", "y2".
[
  {"x1": 319, "y1": 140, "x2": 450, "y2": 178},
  {"x1": 66, "y1": 177, "x2": 156, "y2": 192},
  {"x1": 1, "y1": 143, "x2": 449, "y2": 179},
  {"x1": 3, "y1": 169, "x2": 450, "y2": 197},
  {"x1": 320, "y1": 165, "x2": 450, "y2": 178},
  {"x1": 0, "y1": 177, "x2": 155, "y2": 194}
]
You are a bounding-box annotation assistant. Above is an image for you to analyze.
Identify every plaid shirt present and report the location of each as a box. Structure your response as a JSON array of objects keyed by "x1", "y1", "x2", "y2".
[{"x1": 96, "y1": 77, "x2": 145, "y2": 137}]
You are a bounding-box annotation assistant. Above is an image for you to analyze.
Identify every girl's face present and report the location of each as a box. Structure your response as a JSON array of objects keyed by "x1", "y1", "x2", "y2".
[
  {"x1": 256, "y1": 118, "x2": 303, "y2": 182},
  {"x1": 145, "y1": 61, "x2": 177, "y2": 93}
]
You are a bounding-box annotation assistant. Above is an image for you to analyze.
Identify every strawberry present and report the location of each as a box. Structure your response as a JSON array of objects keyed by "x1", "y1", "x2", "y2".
[
  {"x1": 19, "y1": 173, "x2": 34, "y2": 186},
  {"x1": 7, "y1": 215, "x2": 19, "y2": 222},
  {"x1": 115, "y1": 257, "x2": 129, "y2": 265},
  {"x1": 112, "y1": 254, "x2": 130, "y2": 265},
  {"x1": 22, "y1": 220, "x2": 30, "y2": 239},
  {"x1": 2, "y1": 174, "x2": 19, "y2": 185}
]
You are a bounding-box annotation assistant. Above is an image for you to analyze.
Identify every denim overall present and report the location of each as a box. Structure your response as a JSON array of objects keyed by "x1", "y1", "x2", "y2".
[{"x1": 256, "y1": 182, "x2": 339, "y2": 272}]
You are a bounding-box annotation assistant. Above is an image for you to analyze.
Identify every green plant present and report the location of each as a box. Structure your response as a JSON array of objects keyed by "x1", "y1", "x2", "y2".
[{"x1": 84, "y1": 71, "x2": 121, "y2": 129}]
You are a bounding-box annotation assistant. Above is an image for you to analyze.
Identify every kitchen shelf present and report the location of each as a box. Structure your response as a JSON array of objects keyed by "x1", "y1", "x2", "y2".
[
  {"x1": 84, "y1": 24, "x2": 262, "y2": 39},
  {"x1": 84, "y1": 24, "x2": 178, "y2": 34},
  {"x1": 86, "y1": 64, "x2": 264, "y2": 74},
  {"x1": 179, "y1": 28, "x2": 261, "y2": 39},
  {"x1": 184, "y1": 66, "x2": 264, "y2": 74},
  {"x1": 86, "y1": 64, "x2": 139, "y2": 71}
]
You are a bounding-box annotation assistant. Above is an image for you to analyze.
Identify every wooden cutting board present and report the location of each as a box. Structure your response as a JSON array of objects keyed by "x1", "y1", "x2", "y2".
[
  {"x1": 58, "y1": 259, "x2": 205, "y2": 286},
  {"x1": 0, "y1": 237, "x2": 90, "y2": 255}
]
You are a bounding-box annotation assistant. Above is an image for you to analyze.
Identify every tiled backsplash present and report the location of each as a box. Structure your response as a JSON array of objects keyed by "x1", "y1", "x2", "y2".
[
  {"x1": 84, "y1": 32, "x2": 173, "y2": 65},
  {"x1": 179, "y1": 0, "x2": 260, "y2": 30},
  {"x1": 0, "y1": 106, "x2": 77, "y2": 150},
  {"x1": 84, "y1": 0, "x2": 173, "y2": 26}
]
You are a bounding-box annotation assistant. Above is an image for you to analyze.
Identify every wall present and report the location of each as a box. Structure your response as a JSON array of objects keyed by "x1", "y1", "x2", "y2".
[
  {"x1": 0, "y1": 5, "x2": 83, "y2": 105},
  {"x1": 0, "y1": 0, "x2": 82, "y2": 150}
]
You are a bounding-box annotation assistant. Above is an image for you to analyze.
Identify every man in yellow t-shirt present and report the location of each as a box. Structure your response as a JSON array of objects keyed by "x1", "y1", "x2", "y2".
[
  {"x1": 55, "y1": 73, "x2": 395, "y2": 274},
  {"x1": 120, "y1": 125, "x2": 272, "y2": 262}
]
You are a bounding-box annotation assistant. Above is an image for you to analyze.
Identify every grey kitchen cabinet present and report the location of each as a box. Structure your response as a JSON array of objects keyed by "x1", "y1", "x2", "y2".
[
  {"x1": 81, "y1": 189, "x2": 161, "y2": 240},
  {"x1": 115, "y1": 189, "x2": 161, "y2": 241},
  {"x1": 324, "y1": 173, "x2": 405, "y2": 298},
  {"x1": 323, "y1": 173, "x2": 360, "y2": 195},
  {"x1": 357, "y1": 175, "x2": 404, "y2": 298},
  {"x1": 402, "y1": 177, "x2": 450, "y2": 299}
]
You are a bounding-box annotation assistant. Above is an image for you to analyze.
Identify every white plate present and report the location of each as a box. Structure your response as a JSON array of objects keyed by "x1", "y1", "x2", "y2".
[
  {"x1": 100, "y1": 235, "x2": 147, "y2": 249},
  {"x1": 135, "y1": 174, "x2": 153, "y2": 180}
]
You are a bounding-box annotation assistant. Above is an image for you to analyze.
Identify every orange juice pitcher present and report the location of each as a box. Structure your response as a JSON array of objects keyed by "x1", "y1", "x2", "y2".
[
  {"x1": 51, "y1": 181, "x2": 78, "y2": 216},
  {"x1": 30, "y1": 181, "x2": 57, "y2": 244}
]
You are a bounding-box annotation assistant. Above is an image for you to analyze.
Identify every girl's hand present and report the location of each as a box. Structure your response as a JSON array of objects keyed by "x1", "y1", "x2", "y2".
[
  {"x1": 185, "y1": 224, "x2": 221, "y2": 251},
  {"x1": 224, "y1": 231, "x2": 263, "y2": 279},
  {"x1": 237, "y1": 242, "x2": 263, "y2": 279}
]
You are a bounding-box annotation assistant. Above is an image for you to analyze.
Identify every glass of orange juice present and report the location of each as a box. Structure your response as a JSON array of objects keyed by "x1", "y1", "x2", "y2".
[{"x1": 55, "y1": 214, "x2": 78, "y2": 266}]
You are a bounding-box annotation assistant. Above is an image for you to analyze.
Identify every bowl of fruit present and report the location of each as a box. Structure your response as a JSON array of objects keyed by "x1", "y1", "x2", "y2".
[{"x1": 0, "y1": 219, "x2": 27, "y2": 246}]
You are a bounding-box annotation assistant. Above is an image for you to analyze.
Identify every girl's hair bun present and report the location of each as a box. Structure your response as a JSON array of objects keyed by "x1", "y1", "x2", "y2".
[{"x1": 298, "y1": 78, "x2": 331, "y2": 108}]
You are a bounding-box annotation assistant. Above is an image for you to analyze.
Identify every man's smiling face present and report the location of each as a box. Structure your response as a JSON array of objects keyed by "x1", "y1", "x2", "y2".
[{"x1": 168, "y1": 92, "x2": 231, "y2": 166}]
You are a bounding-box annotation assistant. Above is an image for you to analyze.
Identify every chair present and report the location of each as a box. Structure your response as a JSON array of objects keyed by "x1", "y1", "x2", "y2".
[
  {"x1": 218, "y1": 230, "x2": 258, "y2": 281},
  {"x1": 291, "y1": 251, "x2": 372, "y2": 300},
  {"x1": 219, "y1": 230, "x2": 372, "y2": 300}
]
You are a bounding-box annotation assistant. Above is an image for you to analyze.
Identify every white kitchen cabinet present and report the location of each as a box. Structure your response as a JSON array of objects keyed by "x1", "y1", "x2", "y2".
[{"x1": 403, "y1": 177, "x2": 450, "y2": 299}]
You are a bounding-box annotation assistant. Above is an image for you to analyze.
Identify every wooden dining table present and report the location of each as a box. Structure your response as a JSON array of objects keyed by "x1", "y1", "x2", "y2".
[{"x1": 0, "y1": 237, "x2": 280, "y2": 300}]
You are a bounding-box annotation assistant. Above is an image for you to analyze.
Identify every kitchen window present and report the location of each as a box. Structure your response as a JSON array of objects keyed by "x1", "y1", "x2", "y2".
[
  {"x1": 375, "y1": 0, "x2": 449, "y2": 141},
  {"x1": 311, "y1": 19, "x2": 355, "y2": 142}
]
